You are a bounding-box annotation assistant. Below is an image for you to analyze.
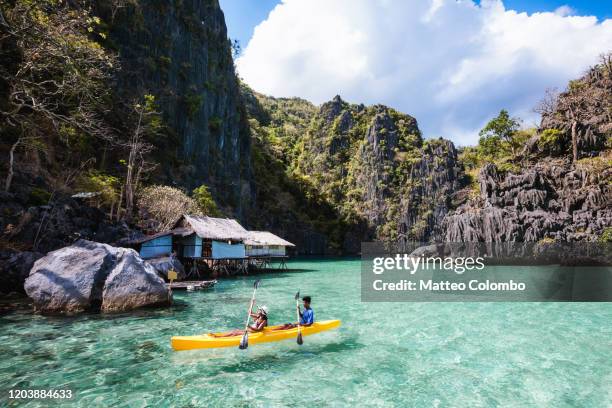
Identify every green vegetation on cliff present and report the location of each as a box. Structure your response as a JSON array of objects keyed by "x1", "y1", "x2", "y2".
[{"x1": 243, "y1": 88, "x2": 463, "y2": 251}]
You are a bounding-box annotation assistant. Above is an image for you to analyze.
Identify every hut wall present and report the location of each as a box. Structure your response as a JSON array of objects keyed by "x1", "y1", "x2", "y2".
[
  {"x1": 181, "y1": 234, "x2": 202, "y2": 258},
  {"x1": 246, "y1": 245, "x2": 267, "y2": 256},
  {"x1": 269, "y1": 245, "x2": 286, "y2": 256},
  {"x1": 139, "y1": 235, "x2": 172, "y2": 259},
  {"x1": 212, "y1": 241, "x2": 245, "y2": 259},
  {"x1": 245, "y1": 245, "x2": 286, "y2": 257}
]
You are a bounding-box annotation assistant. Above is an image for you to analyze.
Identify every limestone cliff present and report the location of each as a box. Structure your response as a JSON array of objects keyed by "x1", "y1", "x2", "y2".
[
  {"x1": 95, "y1": 0, "x2": 252, "y2": 217},
  {"x1": 245, "y1": 91, "x2": 465, "y2": 253},
  {"x1": 443, "y1": 157, "x2": 610, "y2": 242},
  {"x1": 443, "y1": 58, "x2": 611, "y2": 243}
]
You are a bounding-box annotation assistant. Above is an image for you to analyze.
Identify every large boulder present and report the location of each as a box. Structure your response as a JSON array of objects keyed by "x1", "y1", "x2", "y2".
[
  {"x1": 24, "y1": 240, "x2": 171, "y2": 314},
  {"x1": 101, "y1": 251, "x2": 171, "y2": 313},
  {"x1": 146, "y1": 255, "x2": 186, "y2": 281}
]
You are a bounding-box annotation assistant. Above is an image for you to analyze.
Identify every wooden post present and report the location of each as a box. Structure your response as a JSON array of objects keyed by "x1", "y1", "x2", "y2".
[{"x1": 167, "y1": 268, "x2": 177, "y2": 302}]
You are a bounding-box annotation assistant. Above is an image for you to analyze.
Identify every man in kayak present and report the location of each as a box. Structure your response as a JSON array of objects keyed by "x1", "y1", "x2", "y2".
[
  {"x1": 211, "y1": 306, "x2": 269, "y2": 337},
  {"x1": 272, "y1": 296, "x2": 314, "y2": 330},
  {"x1": 299, "y1": 296, "x2": 314, "y2": 326}
]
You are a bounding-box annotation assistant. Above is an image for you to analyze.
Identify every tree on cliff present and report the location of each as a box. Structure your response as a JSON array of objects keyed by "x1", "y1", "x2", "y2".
[
  {"x1": 121, "y1": 94, "x2": 161, "y2": 219},
  {"x1": 478, "y1": 110, "x2": 522, "y2": 157},
  {"x1": 538, "y1": 53, "x2": 612, "y2": 162},
  {"x1": 137, "y1": 185, "x2": 202, "y2": 232},
  {"x1": 0, "y1": 0, "x2": 116, "y2": 192},
  {"x1": 192, "y1": 185, "x2": 220, "y2": 216}
]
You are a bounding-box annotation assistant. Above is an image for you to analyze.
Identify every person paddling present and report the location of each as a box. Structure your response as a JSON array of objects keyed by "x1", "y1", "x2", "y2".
[
  {"x1": 272, "y1": 295, "x2": 315, "y2": 330},
  {"x1": 299, "y1": 296, "x2": 314, "y2": 326},
  {"x1": 212, "y1": 306, "x2": 269, "y2": 337}
]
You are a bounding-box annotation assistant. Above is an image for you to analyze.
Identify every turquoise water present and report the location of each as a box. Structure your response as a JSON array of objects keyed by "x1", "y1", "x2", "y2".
[{"x1": 1, "y1": 258, "x2": 611, "y2": 407}]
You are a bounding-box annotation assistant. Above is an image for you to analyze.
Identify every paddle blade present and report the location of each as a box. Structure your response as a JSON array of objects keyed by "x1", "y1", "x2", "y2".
[
  {"x1": 254, "y1": 279, "x2": 261, "y2": 289},
  {"x1": 297, "y1": 331, "x2": 303, "y2": 345},
  {"x1": 239, "y1": 332, "x2": 248, "y2": 350},
  {"x1": 295, "y1": 291, "x2": 300, "y2": 300}
]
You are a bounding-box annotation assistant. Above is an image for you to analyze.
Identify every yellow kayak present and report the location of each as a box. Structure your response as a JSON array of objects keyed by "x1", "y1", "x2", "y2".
[{"x1": 171, "y1": 319, "x2": 341, "y2": 351}]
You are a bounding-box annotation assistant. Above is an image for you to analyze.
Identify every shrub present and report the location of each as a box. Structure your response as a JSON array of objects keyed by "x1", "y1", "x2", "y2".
[
  {"x1": 537, "y1": 129, "x2": 565, "y2": 154},
  {"x1": 600, "y1": 227, "x2": 612, "y2": 243},
  {"x1": 28, "y1": 187, "x2": 51, "y2": 206},
  {"x1": 538, "y1": 237, "x2": 555, "y2": 245},
  {"x1": 137, "y1": 185, "x2": 202, "y2": 231},
  {"x1": 184, "y1": 93, "x2": 203, "y2": 120},
  {"x1": 192, "y1": 184, "x2": 220, "y2": 216},
  {"x1": 465, "y1": 167, "x2": 481, "y2": 199},
  {"x1": 478, "y1": 109, "x2": 521, "y2": 156},
  {"x1": 208, "y1": 116, "x2": 223, "y2": 133},
  {"x1": 77, "y1": 172, "x2": 120, "y2": 207}
]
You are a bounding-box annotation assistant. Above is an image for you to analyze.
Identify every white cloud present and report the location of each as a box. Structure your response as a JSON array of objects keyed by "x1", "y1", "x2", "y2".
[
  {"x1": 237, "y1": 0, "x2": 612, "y2": 145},
  {"x1": 554, "y1": 5, "x2": 575, "y2": 17}
]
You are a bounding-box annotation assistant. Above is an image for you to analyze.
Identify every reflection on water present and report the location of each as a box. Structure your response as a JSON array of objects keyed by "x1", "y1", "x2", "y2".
[{"x1": 0, "y1": 258, "x2": 611, "y2": 407}]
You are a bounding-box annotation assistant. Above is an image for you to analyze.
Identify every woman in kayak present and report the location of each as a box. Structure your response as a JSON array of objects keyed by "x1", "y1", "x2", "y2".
[{"x1": 211, "y1": 306, "x2": 269, "y2": 337}]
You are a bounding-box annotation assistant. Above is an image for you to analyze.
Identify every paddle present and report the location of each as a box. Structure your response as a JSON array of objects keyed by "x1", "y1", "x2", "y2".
[
  {"x1": 295, "y1": 291, "x2": 303, "y2": 345},
  {"x1": 239, "y1": 279, "x2": 261, "y2": 350}
]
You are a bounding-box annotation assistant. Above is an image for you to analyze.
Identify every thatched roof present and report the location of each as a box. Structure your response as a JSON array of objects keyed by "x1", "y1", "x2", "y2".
[
  {"x1": 176, "y1": 215, "x2": 249, "y2": 241},
  {"x1": 245, "y1": 231, "x2": 295, "y2": 247},
  {"x1": 125, "y1": 230, "x2": 173, "y2": 245}
]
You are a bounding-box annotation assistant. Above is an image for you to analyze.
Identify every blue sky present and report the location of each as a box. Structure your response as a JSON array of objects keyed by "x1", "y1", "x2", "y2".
[
  {"x1": 220, "y1": 0, "x2": 611, "y2": 144},
  {"x1": 220, "y1": 0, "x2": 611, "y2": 50},
  {"x1": 219, "y1": 0, "x2": 280, "y2": 51}
]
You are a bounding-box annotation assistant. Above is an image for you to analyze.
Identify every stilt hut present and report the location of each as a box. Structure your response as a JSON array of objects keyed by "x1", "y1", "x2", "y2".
[
  {"x1": 245, "y1": 231, "x2": 295, "y2": 270},
  {"x1": 173, "y1": 215, "x2": 250, "y2": 276}
]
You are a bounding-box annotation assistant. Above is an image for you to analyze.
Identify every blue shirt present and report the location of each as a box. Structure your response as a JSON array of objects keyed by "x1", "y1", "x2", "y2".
[{"x1": 300, "y1": 308, "x2": 314, "y2": 325}]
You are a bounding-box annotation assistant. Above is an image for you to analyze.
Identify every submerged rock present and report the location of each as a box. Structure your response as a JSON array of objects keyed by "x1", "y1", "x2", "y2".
[{"x1": 24, "y1": 240, "x2": 171, "y2": 314}]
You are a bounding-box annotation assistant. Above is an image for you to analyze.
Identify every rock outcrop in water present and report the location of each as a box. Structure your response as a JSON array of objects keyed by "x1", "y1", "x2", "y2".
[
  {"x1": 24, "y1": 240, "x2": 171, "y2": 314},
  {"x1": 101, "y1": 250, "x2": 172, "y2": 313},
  {"x1": 443, "y1": 157, "x2": 611, "y2": 242}
]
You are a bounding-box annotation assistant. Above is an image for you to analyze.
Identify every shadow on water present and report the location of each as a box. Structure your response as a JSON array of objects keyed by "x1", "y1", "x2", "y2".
[
  {"x1": 219, "y1": 270, "x2": 316, "y2": 282},
  {"x1": 196, "y1": 295, "x2": 250, "y2": 304},
  {"x1": 222, "y1": 341, "x2": 364, "y2": 374},
  {"x1": 1, "y1": 300, "x2": 193, "y2": 328},
  {"x1": 173, "y1": 336, "x2": 365, "y2": 376},
  {"x1": 246, "y1": 268, "x2": 319, "y2": 276}
]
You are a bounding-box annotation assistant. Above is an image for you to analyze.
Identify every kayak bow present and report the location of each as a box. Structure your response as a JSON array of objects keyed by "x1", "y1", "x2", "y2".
[{"x1": 171, "y1": 319, "x2": 341, "y2": 351}]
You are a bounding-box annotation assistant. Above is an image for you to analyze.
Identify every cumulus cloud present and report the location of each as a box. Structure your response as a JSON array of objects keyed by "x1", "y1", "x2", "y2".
[
  {"x1": 236, "y1": 0, "x2": 612, "y2": 145},
  {"x1": 554, "y1": 5, "x2": 576, "y2": 17}
]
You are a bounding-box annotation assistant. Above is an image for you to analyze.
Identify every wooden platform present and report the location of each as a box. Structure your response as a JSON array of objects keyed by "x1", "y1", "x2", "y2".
[{"x1": 168, "y1": 280, "x2": 217, "y2": 290}]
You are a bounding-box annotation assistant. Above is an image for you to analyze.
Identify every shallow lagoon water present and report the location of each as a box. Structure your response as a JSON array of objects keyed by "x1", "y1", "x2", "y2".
[{"x1": 1, "y1": 258, "x2": 611, "y2": 407}]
